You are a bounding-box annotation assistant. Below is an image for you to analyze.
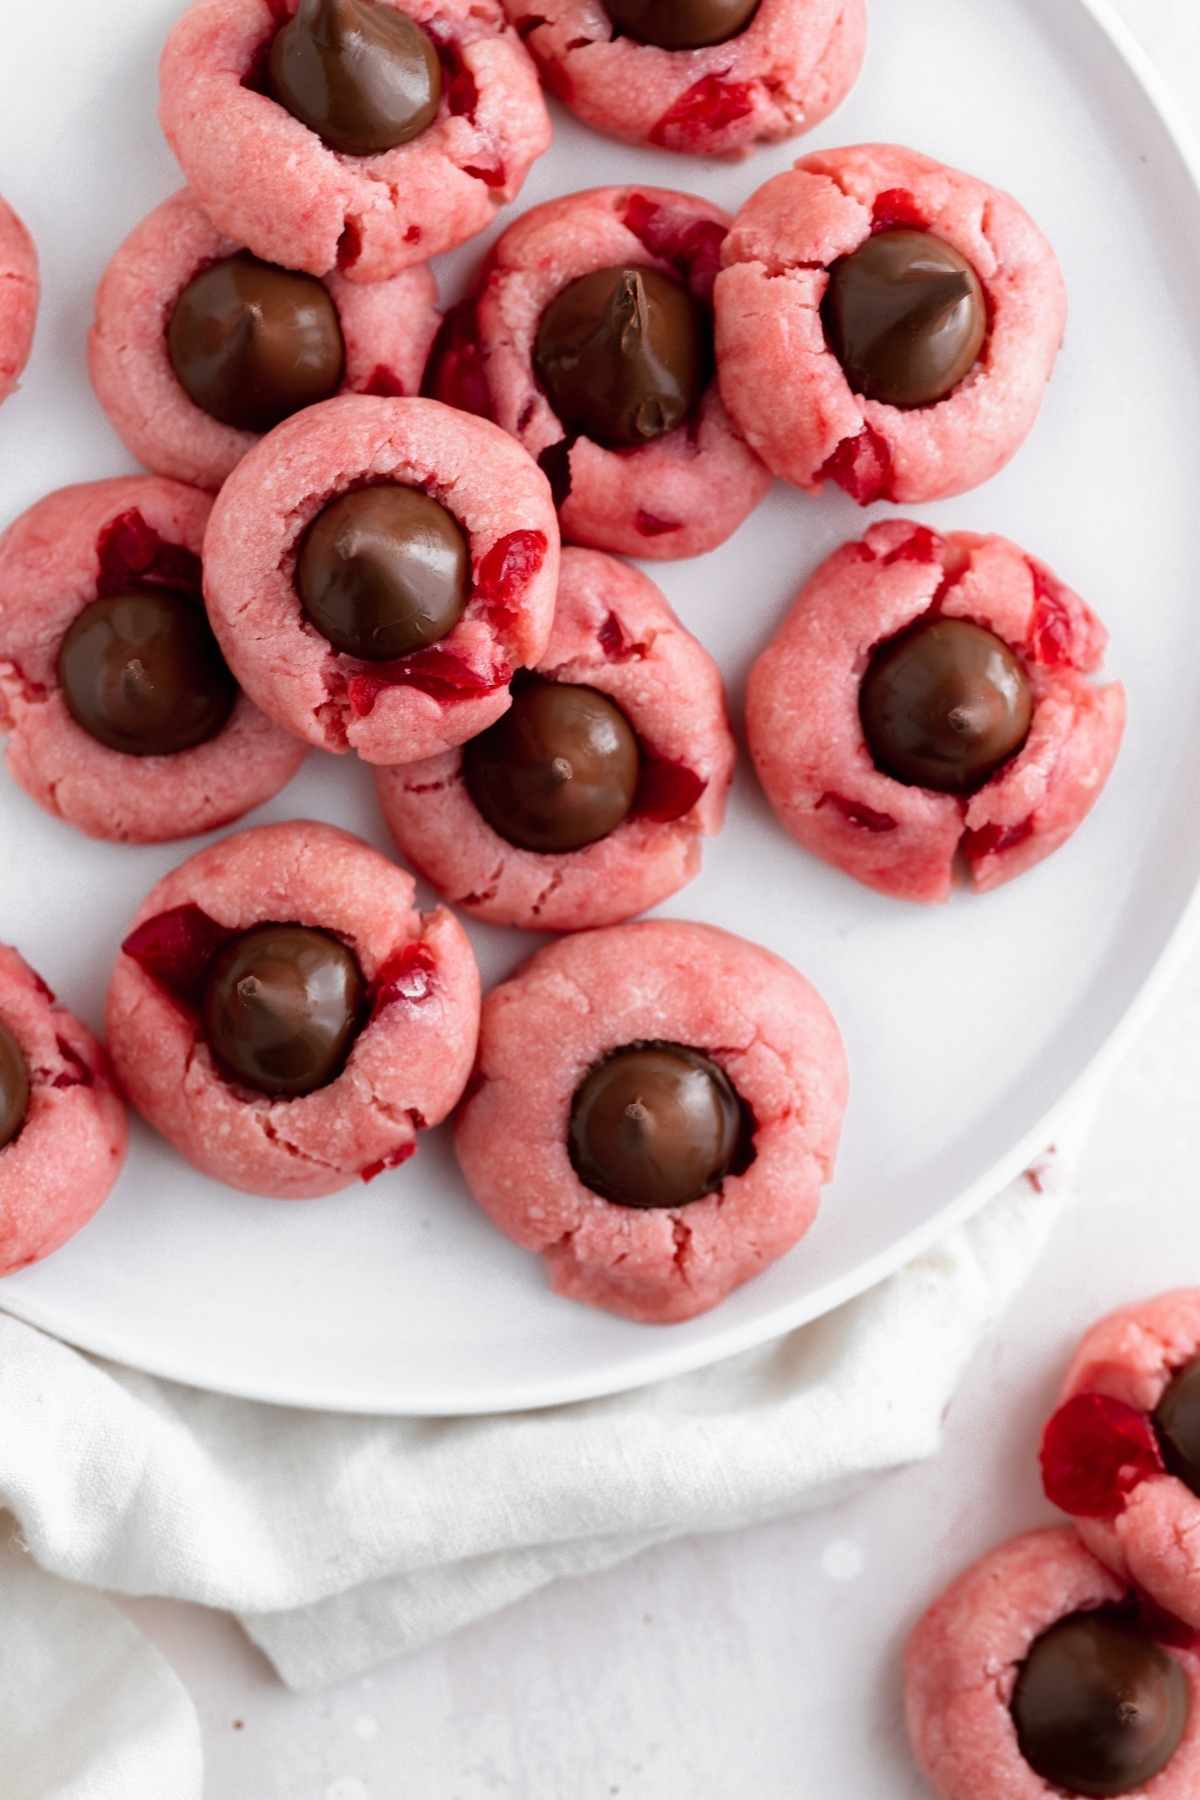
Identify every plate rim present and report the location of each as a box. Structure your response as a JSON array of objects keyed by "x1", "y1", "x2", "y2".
[{"x1": 3, "y1": 0, "x2": 1198, "y2": 1416}]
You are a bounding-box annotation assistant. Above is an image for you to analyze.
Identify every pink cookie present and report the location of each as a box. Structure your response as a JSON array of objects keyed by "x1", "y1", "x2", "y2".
[
  {"x1": 0, "y1": 948, "x2": 127, "y2": 1275},
  {"x1": 424, "y1": 186, "x2": 771, "y2": 560},
  {"x1": 159, "y1": 0, "x2": 551, "y2": 284},
  {"x1": 0, "y1": 198, "x2": 38, "y2": 404},
  {"x1": 454, "y1": 920, "x2": 847, "y2": 1322},
  {"x1": 90, "y1": 189, "x2": 440, "y2": 492},
  {"x1": 509, "y1": 0, "x2": 865, "y2": 158},
  {"x1": 107, "y1": 821, "x2": 480, "y2": 1199},
  {"x1": 1041, "y1": 1291, "x2": 1200, "y2": 1634},
  {"x1": 375, "y1": 546, "x2": 735, "y2": 930},
  {"x1": 203, "y1": 395, "x2": 559, "y2": 765},
  {"x1": 905, "y1": 1529, "x2": 1200, "y2": 1800},
  {"x1": 715, "y1": 144, "x2": 1067, "y2": 504},
  {"x1": 746, "y1": 520, "x2": 1125, "y2": 903},
  {"x1": 0, "y1": 478, "x2": 306, "y2": 844}
]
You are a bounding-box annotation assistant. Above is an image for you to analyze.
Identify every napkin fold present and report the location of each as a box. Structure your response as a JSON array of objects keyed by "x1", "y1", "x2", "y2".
[{"x1": 0, "y1": 1139, "x2": 1069, "y2": 1728}]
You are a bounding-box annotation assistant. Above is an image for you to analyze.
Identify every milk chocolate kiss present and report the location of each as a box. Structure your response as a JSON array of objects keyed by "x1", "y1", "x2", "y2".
[
  {"x1": 569, "y1": 1043, "x2": 745, "y2": 1209},
  {"x1": 1012, "y1": 1610, "x2": 1190, "y2": 1797},
  {"x1": 463, "y1": 678, "x2": 640, "y2": 854},
  {"x1": 534, "y1": 265, "x2": 711, "y2": 450},
  {"x1": 168, "y1": 254, "x2": 345, "y2": 433},
  {"x1": 822, "y1": 229, "x2": 987, "y2": 410},
  {"x1": 859, "y1": 617, "x2": 1032, "y2": 795},
  {"x1": 269, "y1": 0, "x2": 442, "y2": 156}
]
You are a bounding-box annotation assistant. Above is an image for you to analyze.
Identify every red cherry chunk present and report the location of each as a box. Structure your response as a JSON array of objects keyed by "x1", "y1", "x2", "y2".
[
  {"x1": 598, "y1": 610, "x2": 647, "y2": 663},
  {"x1": 635, "y1": 509, "x2": 681, "y2": 538},
  {"x1": 649, "y1": 75, "x2": 755, "y2": 150},
  {"x1": 51, "y1": 1035, "x2": 94, "y2": 1090},
  {"x1": 363, "y1": 365, "x2": 405, "y2": 398},
  {"x1": 820, "y1": 426, "x2": 894, "y2": 506},
  {"x1": 347, "y1": 647, "x2": 509, "y2": 716},
  {"x1": 475, "y1": 529, "x2": 549, "y2": 621},
  {"x1": 371, "y1": 942, "x2": 437, "y2": 1020},
  {"x1": 871, "y1": 189, "x2": 928, "y2": 233},
  {"x1": 634, "y1": 756, "x2": 706, "y2": 823},
  {"x1": 962, "y1": 816, "x2": 1034, "y2": 862},
  {"x1": 96, "y1": 509, "x2": 202, "y2": 598},
  {"x1": 883, "y1": 526, "x2": 942, "y2": 566},
  {"x1": 622, "y1": 194, "x2": 727, "y2": 302},
  {"x1": 122, "y1": 903, "x2": 235, "y2": 1006},
  {"x1": 1040, "y1": 1393, "x2": 1165, "y2": 1519},
  {"x1": 440, "y1": 43, "x2": 479, "y2": 117},
  {"x1": 817, "y1": 792, "x2": 897, "y2": 834},
  {"x1": 360, "y1": 1140, "x2": 418, "y2": 1184},
  {"x1": 463, "y1": 162, "x2": 506, "y2": 189},
  {"x1": 423, "y1": 299, "x2": 494, "y2": 422},
  {"x1": 1028, "y1": 561, "x2": 1077, "y2": 669}
]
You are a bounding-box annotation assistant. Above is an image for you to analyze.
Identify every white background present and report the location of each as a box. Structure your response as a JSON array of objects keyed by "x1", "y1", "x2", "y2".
[{"x1": 17, "y1": 0, "x2": 1200, "y2": 1794}]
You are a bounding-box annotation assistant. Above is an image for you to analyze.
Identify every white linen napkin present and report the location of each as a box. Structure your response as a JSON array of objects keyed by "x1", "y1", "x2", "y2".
[{"x1": 0, "y1": 1135, "x2": 1074, "y2": 1795}]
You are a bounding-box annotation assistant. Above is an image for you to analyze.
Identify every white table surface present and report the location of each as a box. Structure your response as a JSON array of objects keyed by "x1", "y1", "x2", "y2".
[{"x1": 45, "y1": 2, "x2": 1200, "y2": 1794}]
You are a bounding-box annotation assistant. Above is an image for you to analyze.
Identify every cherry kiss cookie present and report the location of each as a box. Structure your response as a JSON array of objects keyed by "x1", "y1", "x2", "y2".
[
  {"x1": 90, "y1": 190, "x2": 440, "y2": 492},
  {"x1": 1040, "y1": 1291, "x2": 1200, "y2": 1637},
  {"x1": 425, "y1": 186, "x2": 770, "y2": 560},
  {"x1": 202, "y1": 394, "x2": 559, "y2": 766},
  {"x1": 376, "y1": 547, "x2": 735, "y2": 930},
  {"x1": 0, "y1": 478, "x2": 306, "y2": 843},
  {"x1": 0, "y1": 948, "x2": 127, "y2": 1276},
  {"x1": 0, "y1": 198, "x2": 38, "y2": 405},
  {"x1": 159, "y1": 0, "x2": 551, "y2": 285},
  {"x1": 906, "y1": 1529, "x2": 1200, "y2": 1800},
  {"x1": 510, "y1": 0, "x2": 865, "y2": 159},
  {"x1": 746, "y1": 521, "x2": 1125, "y2": 903},
  {"x1": 107, "y1": 821, "x2": 480, "y2": 1198},
  {"x1": 715, "y1": 144, "x2": 1067, "y2": 504},
  {"x1": 455, "y1": 920, "x2": 847, "y2": 1323}
]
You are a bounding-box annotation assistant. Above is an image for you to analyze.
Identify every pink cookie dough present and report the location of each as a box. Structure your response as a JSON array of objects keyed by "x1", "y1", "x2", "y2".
[
  {"x1": 905, "y1": 1529, "x2": 1200, "y2": 1800},
  {"x1": 89, "y1": 189, "x2": 441, "y2": 492},
  {"x1": 714, "y1": 143, "x2": 1068, "y2": 504},
  {"x1": 509, "y1": 0, "x2": 865, "y2": 157},
  {"x1": 425, "y1": 187, "x2": 771, "y2": 560},
  {"x1": 159, "y1": 0, "x2": 551, "y2": 284},
  {"x1": 106, "y1": 820, "x2": 480, "y2": 1199},
  {"x1": 746, "y1": 520, "x2": 1125, "y2": 903},
  {"x1": 0, "y1": 477, "x2": 306, "y2": 844},
  {"x1": 203, "y1": 394, "x2": 559, "y2": 766},
  {"x1": 454, "y1": 920, "x2": 847, "y2": 1322},
  {"x1": 1043, "y1": 1291, "x2": 1200, "y2": 1634},
  {"x1": 376, "y1": 546, "x2": 735, "y2": 930},
  {"x1": 0, "y1": 948, "x2": 127, "y2": 1275},
  {"x1": 0, "y1": 198, "x2": 38, "y2": 405}
]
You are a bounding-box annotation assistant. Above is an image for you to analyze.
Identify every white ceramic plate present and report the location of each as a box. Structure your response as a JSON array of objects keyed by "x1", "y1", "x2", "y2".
[{"x1": 0, "y1": 0, "x2": 1196, "y2": 1414}]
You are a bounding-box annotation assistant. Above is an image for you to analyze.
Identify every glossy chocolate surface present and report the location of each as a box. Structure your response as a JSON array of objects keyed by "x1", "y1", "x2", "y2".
[
  {"x1": 603, "y1": 0, "x2": 760, "y2": 49},
  {"x1": 859, "y1": 617, "x2": 1032, "y2": 795},
  {"x1": 0, "y1": 1021, "x2": 30, "y2": 1152},
  {"x1": 58, "y1": 589, "x2": 238, "y2": 757},
  {"x1": 569, "y1": 1042, "x2": 744, "y2": 1210},
  {"x1": 296, "y1": 483, "x2": 469, "y2": 662},
  {"x1": 1012, "y1": 1610, "x2": 1190, "y2": 1797},
  {"x1": 167, "y1": 253, "x2": 345, "y2": 433},
  {"x1": 534, "y1": 265, "x2": 711, "y2": 450},
  {"x1": 822, "y1": 229, "x2": 987, "y2": 410},
  {"x1": 202, "y1": 924, "x2": 365, "y2": 1098},
  {"x1": 463, "y1": 678, "x2": 640, "y2": 853},
  {"x1": 268, "y1": 0, "x2": 442, "y2": 156}
]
